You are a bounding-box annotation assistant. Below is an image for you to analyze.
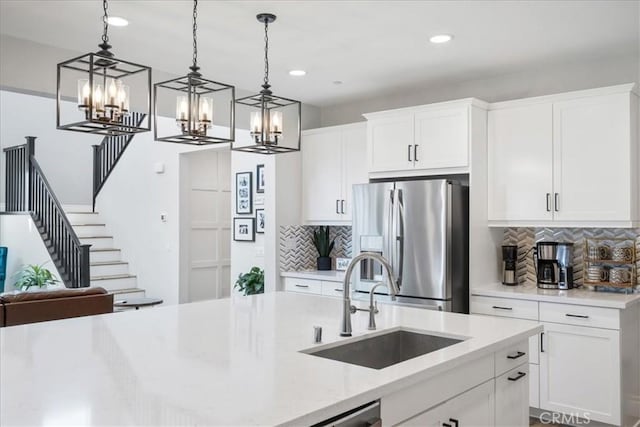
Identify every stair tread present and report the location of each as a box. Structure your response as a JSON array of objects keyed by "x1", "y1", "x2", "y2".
[
  {"x1": 66, "y1": 212, "x2": 99, "y2": 214},
  {"x1": 90, "y1": 248, "x2": 121, "y2": 252},
  {"x1": 72, "y1": 223, "x2": 106, "y2": 227},
  {"x1": 91, "y1": 274, "x2": 136, "y2": 281},
  {"x1": 90, "y1": 261, "x2": 128, "y2": 266},
  {"x1": 80, "y1": 236, "x2": 113, "y2": 239}
]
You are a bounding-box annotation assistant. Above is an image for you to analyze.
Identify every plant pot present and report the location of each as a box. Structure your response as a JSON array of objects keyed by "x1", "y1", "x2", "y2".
[{"x1": 317, "y1": 257, "x2": 332, "y2": 271}]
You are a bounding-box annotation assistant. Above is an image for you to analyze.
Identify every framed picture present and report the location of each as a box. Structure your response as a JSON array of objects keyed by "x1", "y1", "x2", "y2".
[
  {"x1": 256, "y1": 209, "x2": 265, "y2": 234},
  {"x1": 256, "y1": 164, "x2": 265, "y2": 194},
  {"x1": 236, "y1": 172, "x2": 253, "y2": 214},
  {"x1": 233, "y1": 218, "x2": 255, "y2": 241}
]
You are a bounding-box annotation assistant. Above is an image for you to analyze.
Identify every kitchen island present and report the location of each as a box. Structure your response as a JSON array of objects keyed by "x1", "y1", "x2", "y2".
[{"x1": 1, "y1": 292, "x2": 541, "y2": 426}]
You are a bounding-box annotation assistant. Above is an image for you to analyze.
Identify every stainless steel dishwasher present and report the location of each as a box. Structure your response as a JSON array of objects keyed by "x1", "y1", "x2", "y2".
[{"x1": 311, "y1": 400, "x2": 381, "y2": 427}]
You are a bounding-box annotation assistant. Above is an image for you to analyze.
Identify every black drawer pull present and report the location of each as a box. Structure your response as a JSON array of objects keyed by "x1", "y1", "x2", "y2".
[
  {"x1": 442, "y1": 424, "x2": 452, "y2": 427},
  {"x1": 492, "y1": 305, "x2": 513, "y2": 310},
  {"x1": 566, "y1": 313, "x2": 589, "y2": 319},
  {"x1": 507, "y1": 351, "x2": 526, "y2": 360},
  {"x1": 508, "y1": 371, "x2": 527, "y2": 382},
  {"x1": 449, "y1": 419, "x2": 459, "y2": 427},
  {"x1": 295, "y1": 284, "x2": 309, "y2": 288},
  {"x1": 334, "y1": 288, "x2": 343, "y2": 292}
]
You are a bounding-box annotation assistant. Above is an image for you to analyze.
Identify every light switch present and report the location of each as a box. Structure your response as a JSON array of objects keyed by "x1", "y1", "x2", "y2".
[
  {"x1": 154, "y1": 162, "x2": 165, "y2": 174},
  {"x1": 160, "y1": 212, "x2": 168, "y2": 222}
]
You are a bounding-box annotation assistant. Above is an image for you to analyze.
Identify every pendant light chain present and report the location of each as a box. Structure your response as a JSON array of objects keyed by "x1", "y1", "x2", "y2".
[
  {"x1": 263, "y1": 19, "x2": 269, "y2": 87},
  {"x1": 101, "y1": 0, "x2": 109, "y2": 44},
  {"x1": 192, "y1": 0, "x2": 198, "y2": 70}
]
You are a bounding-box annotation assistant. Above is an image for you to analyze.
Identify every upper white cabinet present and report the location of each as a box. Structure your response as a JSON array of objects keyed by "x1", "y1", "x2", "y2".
[
  {"x1": 364, "y1": 99, "x2": 486, "y2": 177},
  {"x1": 302, "y1": 123, "x2": 367, "y2": 224},
  {"x1": 488, "y1": 84, "x2": 639, "y2": 227}
]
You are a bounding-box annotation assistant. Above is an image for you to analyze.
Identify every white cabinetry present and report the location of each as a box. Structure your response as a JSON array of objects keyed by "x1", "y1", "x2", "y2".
[
  {"x1": 495, "y1": 365, "x2": 530, "y2": 427},
  {"x1": 488, "y1": 84, "x2": 639, "y2": 227},
  {"x1": 364, "y1": 99, "x2": 486, "y2": 178},
  {"x1": 281, "y1": 276, "x2": 344, "y2": 298},
  {"x1": 539, "y1": 322, "x2": 620, "y2": 425},
  {"x1": 302, "y1": 123, "x2": 367, "y2": 224}
]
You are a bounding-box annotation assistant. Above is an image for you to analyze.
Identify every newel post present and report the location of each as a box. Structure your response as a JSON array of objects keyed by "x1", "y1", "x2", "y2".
[{"x1": 24, "y1": 136, "x2": 36, "y2": 211}]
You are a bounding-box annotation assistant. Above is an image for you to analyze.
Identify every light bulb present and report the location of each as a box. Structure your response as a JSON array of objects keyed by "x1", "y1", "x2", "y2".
[
  {"x1": 94, "y1": 85, "x2": 104, "y2": 112},
  {"x1": 176, "y1": 96, "x2": 188, "y2": 122},
  {"x1": 77, "y1": 79, "x2": 90, "y2": 109},
  {"x1": 107, "y1": 79, "x2": 118, "y2": 107},
  {"x1": 250, "y1": 111, "x2": 262, "y2": 135},
  {"x1": 271, "y1": 111, "x2": 283, "y2": 134}
]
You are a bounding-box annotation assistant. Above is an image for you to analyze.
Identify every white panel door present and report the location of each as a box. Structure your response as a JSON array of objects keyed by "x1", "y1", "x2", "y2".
[
  {"x1": 552, "y1": 93, "x2": 631, "y2": 221},
  {"x1": 367, "y1": 114, "x2": 414, "y2": 173},
  {"x1": 488, "y1": 103, "x2": 553, "y2": 222},
  {"x1": 302, "y1": 130, "x2": 343, "y2": 223},
  {"x1": 341, "y1": 124, "x2": 367, "y2": 220},
  {"x1": 540, "y1": 322, "x2": 620, "y2": 425},
  {"x1": 414, "y1": 107, "x2": 468, "y2": 170},
  {"x1": 186, "y1": 150, "x2": 231, "y2": 302},
  {"x1": 495, "y1": 365, "x2": 529, "y2": 427}
]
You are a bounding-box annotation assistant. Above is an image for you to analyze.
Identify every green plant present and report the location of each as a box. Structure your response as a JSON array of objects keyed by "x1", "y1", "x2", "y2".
[
  {"x1": 14, "y1": 263, "x2": 59, "y2": 291},
  {"x1": 234, "y1": 267, "x2": 264, "y2": 296},
  {"x1": 312, "y1": 226, "x2": 335, "y2": 258}
]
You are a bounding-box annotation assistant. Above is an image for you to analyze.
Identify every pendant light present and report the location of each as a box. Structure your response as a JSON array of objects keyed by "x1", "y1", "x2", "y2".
[
  {"x1": 154, "y1": 0, "x2": 235, "y2": 145},
  {"x1": 233, "y1": 13, "x2": 301, "y2": 154},
  {"x1": 56, "y1": 0, "x2": 151, "y2": 135}
]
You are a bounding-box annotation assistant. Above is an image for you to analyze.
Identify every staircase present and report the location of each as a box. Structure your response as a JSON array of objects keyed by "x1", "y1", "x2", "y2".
[{"x1": 66, "y1": 209, "x2": 145, "y2": 301}]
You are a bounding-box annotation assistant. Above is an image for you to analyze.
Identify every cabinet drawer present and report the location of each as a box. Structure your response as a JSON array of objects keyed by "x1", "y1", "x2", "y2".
[
  {"x1": 495, "y1": 339, "x2": 529, "y2": 376},
  {"x1": 283, "y1": 278, "x2": 322, "y2": 295},
  {"x1": 321, "y1": 281, "x2": 345, "y2": 298},
  {"x1": 471, "y1": 295, "x2": 539, "y2": 320},
  {"x1": 529, "y1": 363, "x2": 539, "y2": 408},
  {"x1": 539, "y1": 302, "x2": 619, "y2": 330}
]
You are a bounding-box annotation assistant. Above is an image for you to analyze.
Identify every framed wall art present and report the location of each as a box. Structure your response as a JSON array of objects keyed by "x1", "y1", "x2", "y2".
[
  {"x1": 236, "y1": 172, "x2": 253, "y2": 214},
  {"x1": 233, "y1": 218, "x2": 255, "y2": 242},
  {"x1": 256, "y1": 209, "x2": 265, "y2": 234},
  {"x1": 256, "y1": 164, "x2": 265, "y2": 194}
]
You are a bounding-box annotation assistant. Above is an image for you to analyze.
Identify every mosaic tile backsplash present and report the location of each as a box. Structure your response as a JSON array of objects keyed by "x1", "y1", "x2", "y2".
[
  {"x1": 280, "y1": 226, "x2": 352, "y2": 271},
  {"x1": 503, "y1": 227, "x2": 640, "y2": 288}
]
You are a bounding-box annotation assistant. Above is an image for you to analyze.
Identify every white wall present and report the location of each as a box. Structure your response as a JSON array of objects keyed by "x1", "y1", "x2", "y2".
[
  {"x1": 0, "y1": 90, "x2": 101, "y2": 205},
  {"x1": 0, "y1": 214, "x2": 62, "y2": 292},
  {"x1": 320, "y1": 54, "x2": 639, "y2": 126}
]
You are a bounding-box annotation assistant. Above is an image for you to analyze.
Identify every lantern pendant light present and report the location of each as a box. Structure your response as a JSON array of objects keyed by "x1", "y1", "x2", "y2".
[
  {"x1": 154, "y1": 0, "x2": 235, "y2": 145},
  {"x1": 56, "y1": 0, "x2": 151, "y2": 135},
  {"x1": 233, "y1": 13, "x2": 301, "y2": 154}
]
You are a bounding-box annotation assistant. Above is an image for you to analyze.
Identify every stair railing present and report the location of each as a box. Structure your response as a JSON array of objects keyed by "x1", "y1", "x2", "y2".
[
  {"x1": 3, "y1": 137, "x2": 90, "y2": 288},
  {"x1": 92, "y1": 112, "x2": 146, "y2": 210}
]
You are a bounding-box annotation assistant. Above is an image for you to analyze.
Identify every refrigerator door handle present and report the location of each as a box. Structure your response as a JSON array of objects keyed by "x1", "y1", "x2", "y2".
[
  {"x1": 383, "y1": 189, "x2": 394, "y2": 270},
  {"x1": 393, "y1": 188, "x2": 404, "y2": 288}
]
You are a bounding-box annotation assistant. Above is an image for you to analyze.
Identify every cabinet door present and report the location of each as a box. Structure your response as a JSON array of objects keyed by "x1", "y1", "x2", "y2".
[
  {"x1": 302, "y1": 130, "x2": 343, "y2": 223},
  {"x1": 341, "y1": 124, "x2": 367, "y2": 219},
  {"x1": 552, "y1": 93, "x2": 631, "y2": 221},
  {"x1": 488, "y1": 104, "x2": 553, "y2": 222},
  {"x1": 414, "y1": 107, "x2": 468, "y2": 170},
  {"x1": 540, "y1": 322, "x2": 620, "y2": 425},
  {"x1": 367, "y1": 115, "x2": 414, "y2": 173},
  {"x1": 495, "y1": 365, "x2": 529, "y2": 427}
]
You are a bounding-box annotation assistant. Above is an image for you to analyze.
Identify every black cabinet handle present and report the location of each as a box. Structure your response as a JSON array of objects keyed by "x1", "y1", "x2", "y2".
[
  {"x1": 414, "y1": 144, "x2": 419, "y2": 162},
  {"x1": 507, "y1": 351, "x2": 526, "y2": 360},
  {"x1": 335, "y1": 199, "x2": 340, "y2": 214},
  {"x1": 566, "y1": 313, "x2": 589, "y2": 319},
  {"x1": 408, "y1": 144, "x2": 412, "y2": 162},
  {"x1": 341, "y1": 200, "x2": 345, "y2": 214},
  {"x1": 508, "y1": 371, "x2": 527, "y2": 382},
  {"x1": 540, "y1": 332, "x2": 545, "y2": 353},
  {"x1": 295, "y1": 284, "x2": 309, "y2": 288},
  {"x1": 546, "y1": 193, "x2": 551, "y2": 212},
  {"x1": 449, "y1": 419, "x2": 459, "y2": 427},
  {"x1": 554, "y1": 193, "x2": 559, "y2": 212},
  {"x1": 492, "y1": 305, "x2": 513, "y2": 311},
  {"x1": 442, "y1": 424, "x2": 452, "y2": 427}
]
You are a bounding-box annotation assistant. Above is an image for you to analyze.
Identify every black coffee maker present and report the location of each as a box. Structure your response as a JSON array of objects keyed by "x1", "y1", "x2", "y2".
[
  {"x1": 534, "y1": 241, "x2": 574, "y2": 289},
  {"x1": 501, "y1": 245, "x2": 518, "y2": 286}
]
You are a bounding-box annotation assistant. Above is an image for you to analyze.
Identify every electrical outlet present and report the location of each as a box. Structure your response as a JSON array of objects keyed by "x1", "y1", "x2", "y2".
[
  {"x1": 284, "y1": 237, "x2": 296, "y2": 250},
  {"x1": 160, "y1": 213, "x2": 168, "y2": 222}
]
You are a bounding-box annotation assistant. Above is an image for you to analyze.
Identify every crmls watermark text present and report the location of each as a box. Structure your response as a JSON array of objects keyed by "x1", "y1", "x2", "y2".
[{"x1": 539, "y1": 411, "x2": 592, "y2": 425}]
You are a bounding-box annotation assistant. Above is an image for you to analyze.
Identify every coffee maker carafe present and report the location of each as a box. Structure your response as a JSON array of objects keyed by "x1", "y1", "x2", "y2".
[
  {"x1": 534, "y1": 241, "x2": 574, "y2": 289},
  {"x1": 501, "y1": 245, "x2": 518, "y2": 286}
]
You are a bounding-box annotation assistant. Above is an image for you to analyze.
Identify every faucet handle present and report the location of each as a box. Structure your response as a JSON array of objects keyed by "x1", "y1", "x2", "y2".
[{"x1": 374, "y1": 301, "x2": 379, "y2": 314}]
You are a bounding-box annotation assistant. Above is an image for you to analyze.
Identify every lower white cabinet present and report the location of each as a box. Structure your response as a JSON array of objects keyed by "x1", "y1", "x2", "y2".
[
  {"x1": 495, "y1": 365, "x2": 530, "y2": 427},
  {"x1": 400, "y1": 380, "x2": 496, "y2": 427},
  {"x1": 539, "y1": 322, "x2": 620, "y2": 425},
  {"x1": 282, "y1": 277, "x2": 344, "y2": 298}
]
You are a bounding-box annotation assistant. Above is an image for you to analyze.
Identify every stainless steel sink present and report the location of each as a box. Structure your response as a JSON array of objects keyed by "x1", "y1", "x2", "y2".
[{"x1": 303, "y1": 329, "x2": 465, "y2": 369}]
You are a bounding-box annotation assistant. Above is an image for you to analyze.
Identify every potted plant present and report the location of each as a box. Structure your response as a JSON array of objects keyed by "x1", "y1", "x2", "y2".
[
  {"x1": 234, "y1": 267, "x2": 264, "y2": 296},
  {"x1": 14, "y1": 263, "x2": 60, "y2": 292},
  {"x1": 313, "y1": 226, "x2": 335, "y2": 271}
]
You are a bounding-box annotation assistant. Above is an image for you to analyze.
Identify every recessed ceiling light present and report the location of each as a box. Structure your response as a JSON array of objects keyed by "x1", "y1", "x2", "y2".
[
  {"x1": 105, "y1": 16, "x2": 129, "y2": 27},
  {"x1": 429, "y1": 34, "x2": 453, "y2": 44},
  {"x1": 289, "y1": 70, "x2": 306, "y2": 76}
]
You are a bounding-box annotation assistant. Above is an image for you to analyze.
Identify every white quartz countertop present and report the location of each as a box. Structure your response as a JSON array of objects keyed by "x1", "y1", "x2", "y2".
[
  {"x1": 281, "y1": 270, "x2": 346, "y2": 282},
  {"x1": 472, "y1": 282, "x2": 640, "y2": 309},
  {"x1": 1, "y1": 293, "x2": 541, "y2": 426}
]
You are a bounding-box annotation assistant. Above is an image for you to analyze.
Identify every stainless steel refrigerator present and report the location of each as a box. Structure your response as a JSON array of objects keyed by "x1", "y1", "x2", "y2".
[{"x1": 352, "y1": 179, "x2": 469, "y2": 313}]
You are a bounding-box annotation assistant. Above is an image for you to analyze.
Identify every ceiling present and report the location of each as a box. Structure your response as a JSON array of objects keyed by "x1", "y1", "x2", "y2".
[{"x1": 0, "y1": 1, "x2": 638, "y2": 107}]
